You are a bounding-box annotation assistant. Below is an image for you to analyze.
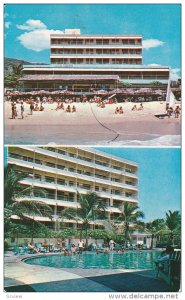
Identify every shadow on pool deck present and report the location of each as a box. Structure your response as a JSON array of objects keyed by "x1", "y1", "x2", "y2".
[{"x1": 4, "y1": 270, "x2": 179, "y2": 293}]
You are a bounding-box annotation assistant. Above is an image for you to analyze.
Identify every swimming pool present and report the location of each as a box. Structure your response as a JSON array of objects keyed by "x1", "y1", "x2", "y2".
[{"x1": 25, "y1": 251, "x2": 160, "y2": 270}]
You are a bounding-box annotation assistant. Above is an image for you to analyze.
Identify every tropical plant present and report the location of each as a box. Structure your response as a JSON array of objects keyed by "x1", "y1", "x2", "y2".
[
  {"x1": 165, "y1": 210, "x2": 181, "y2": 246},
  {"x1": 4, "y1": 63, "x2": 23, "y2": 88},
  {"x1": 62, "y1": 192, "x2": 106, "y2": 248},
  {"x1": 4, "y1": 165, "x2": 52, "y2": 239},
  {"x1": 114, "y1": 202, "x2": 144, "y2": 249},
  {"x1": 145, "y1": 218, "x2": 165, "y2": 249}
]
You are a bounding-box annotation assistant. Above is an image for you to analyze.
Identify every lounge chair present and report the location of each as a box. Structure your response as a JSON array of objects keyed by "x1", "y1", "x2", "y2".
[{"x1": 35, "y1": 243, "x2": 47, "y2": 253}]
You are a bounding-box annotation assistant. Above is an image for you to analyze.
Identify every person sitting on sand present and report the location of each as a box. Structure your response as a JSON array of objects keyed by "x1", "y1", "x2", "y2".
[
  {"x1": 115, "y1": 107, "x2": 119, "y2": 114},
  {"x1": 174, "y1": 105, "x2": 180, "y2": 118},
  {"x1": 101, "y1": 102, "x2": 105, "y2": 108},
  {"x1": 66, "y1": 105, "x2": 71, "y2": 113},
  {"x1": 60, "y1": 102, "x2": 64, "y2": 110},
  {"x1": 119, "y1": 106, "x2": 124, "y2": 114},
  {"x1": 40, "y1": 104, "x2": 44, "y2": 111},
  {"x1": 131, "y1": 105, "x2": 137, "y2": 111},
  {"x1": 138, "y1": 103, "x2": 144, "y2": 111},
  {"x1": 34, "y1": 103, "x2": 40, "y2": 111},
  {"x1": 72, "y1": 105, "x2": 76, "y2": 113}
]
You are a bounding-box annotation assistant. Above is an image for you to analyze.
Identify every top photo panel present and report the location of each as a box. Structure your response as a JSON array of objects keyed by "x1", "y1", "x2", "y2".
[{"x1": 4, "y1": 4, "x2": 181, "y2": 146}]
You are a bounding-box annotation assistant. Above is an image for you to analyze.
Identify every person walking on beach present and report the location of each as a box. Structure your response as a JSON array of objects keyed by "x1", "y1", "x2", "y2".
[
  {"x1": 174, "y1": 106, "x2": 180, "y2": 118},
  {"x1": 20, "y1": 101, "x2": 24, "y2": 119},
  {"x1": 30, "y1": 103, "x2": 34, "y2": 115}
]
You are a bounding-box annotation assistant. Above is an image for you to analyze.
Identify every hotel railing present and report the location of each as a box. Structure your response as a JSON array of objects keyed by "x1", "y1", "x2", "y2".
[
  {"x1": 9, "y1": 151, "x2": 138, "y2": 182},
  {"x1": 19, "y1": 177, "x2": 138, "y2": 202}
]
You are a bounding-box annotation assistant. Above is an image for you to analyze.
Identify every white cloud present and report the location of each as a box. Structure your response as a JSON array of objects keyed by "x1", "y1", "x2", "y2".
[
  {"x1": 17, "y1": 19, "x2": 47, "y2": 31},
  {"x1": 16, "y1": 19, "x2": 64, "y2": 51},
  {"x1": 4, "y1": 12, "x2": 8, "y2": 18},
  {"x1": 170, "y1": 68, "x2": 181, "y2": 81},
  {"x1": 147, "y1": 63, "x2": 161, "y2": 67},
  {"x1": 5, "y1": 21, "x2": 11, "y2": 29},
  {"x1": 143, "y1": 39, "x2": 165, "y2": 50},
  {"x1": 17, "y1": 29, "x2": 64, "y2": 52}
]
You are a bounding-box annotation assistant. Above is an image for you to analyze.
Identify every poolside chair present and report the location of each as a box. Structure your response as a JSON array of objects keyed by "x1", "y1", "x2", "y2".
[
  {"x1": 87, "y1": 243, "x2": 97, "y2": 251},
  {"x1": 35, "y1": 243, "x2": 47, "y2": 253},
  {"x1": 13, "y1": 244, "x2": 28, "y2": 255}
]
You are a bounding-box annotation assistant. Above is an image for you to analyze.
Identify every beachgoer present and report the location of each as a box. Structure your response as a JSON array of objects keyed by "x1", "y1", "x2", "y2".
[
  {"x1": 20, "y1": 101, "x2": 24, "y2": 119},
  {"x1": 167, "y1": 107, "x2": 173, "y2": 118},
  {"x1": 30, "y1": 103, "x2": 34, "y2": 115},
  {"x1": 34, "y1": 103, "x2": 40, "y2": 111},
  {"x1": 40, "y1": 104, "x2": 44, "y2": 111},
  {"x1": 174, "y1": 106, "x2": 180, "y2": 118},
  {"x1": 115, "y1": 107, "x2": 119, "y2": 114},
  {"x1": 11, "y1": 103, "x2": 16, "y2": 119},
  {"x1": 119, "y1": 106, "x2": 124, "y2": 114},
  {"x1": 138, "y1": 103, "x2": 144, "y2": 111},
  {"x1": 72, "y1": 105, "x2": 76, "y2": 113},
  {"x1": 66, "y1": 105, "x2": 71, "y2": 113},
  {"x1": 131, "y1": 105, "x2": 137, "y2": 111},
  {"x1": 109, "y1": 239, "x2": 115, "y2": 251}
]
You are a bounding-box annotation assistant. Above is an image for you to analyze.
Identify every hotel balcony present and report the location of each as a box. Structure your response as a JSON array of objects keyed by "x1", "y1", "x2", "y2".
[
  {"x1": 8, "y1": 147, "x2": 137, "y2": 180},
  {"x1": 18, "y1": 177, "x2": 138, "y2": 203},
  {"x1": 50, "y1": 44, "x2": 142, "y2": 49},
  {"x1": 17, "y1": 196, "x2": 125, "y2": 214},
  {"x1": 50, "y1": 54, "x2": 142, "y2": 59}
]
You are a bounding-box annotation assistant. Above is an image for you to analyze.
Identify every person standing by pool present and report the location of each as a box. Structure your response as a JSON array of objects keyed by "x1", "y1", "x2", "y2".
[
  {"x1": 109, "y1": 239, "x2": 115, "y2": 251},
  {"x1": 78, "y1": 240, "x2": 84, "y2": 254}
]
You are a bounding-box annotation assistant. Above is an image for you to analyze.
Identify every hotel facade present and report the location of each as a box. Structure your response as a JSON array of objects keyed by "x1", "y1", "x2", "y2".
[
  {"x1": 19, "y1": 29, "x2": 170, "y2": 95},
  {"x1": 8, "y1": 146, "x2": 138, "y2": 231}
]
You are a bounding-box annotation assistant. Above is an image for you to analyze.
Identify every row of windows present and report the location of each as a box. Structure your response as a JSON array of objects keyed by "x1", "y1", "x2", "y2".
[
  {"x1": 51, "y1": 49, "x2": 142, "y2": 55},
  {"x1": 50, "y1": 58, "x2": 142, "y2": 65},
  {"x1": 51, "y1": 38, "x2": 142, "y2": 45}
]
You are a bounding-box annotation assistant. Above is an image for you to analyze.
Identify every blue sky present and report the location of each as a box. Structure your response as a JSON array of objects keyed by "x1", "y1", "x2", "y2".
[
  {"x1": 4, "y1": 4, "x2": 181, "y2": 79},
  {"x1": 96, "y1": 147, "x2": 181, "y2": 222}
]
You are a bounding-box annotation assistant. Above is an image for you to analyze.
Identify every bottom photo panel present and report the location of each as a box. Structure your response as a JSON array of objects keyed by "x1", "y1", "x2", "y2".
[{"x1": 4, "y1": 146, "x2": 181, "y2": 293}]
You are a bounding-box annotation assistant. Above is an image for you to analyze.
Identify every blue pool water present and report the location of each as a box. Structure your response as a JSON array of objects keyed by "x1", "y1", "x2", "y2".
[{"x1": 25, "y1": 251, "x2": 160, "y2": 270}]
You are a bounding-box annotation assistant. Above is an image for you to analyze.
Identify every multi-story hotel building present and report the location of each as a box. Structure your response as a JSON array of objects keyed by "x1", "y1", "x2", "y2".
[
  {"x1": 8, "y1": 146, "x2": 138, "y2": 231},
  {"x1": 19, "y1": 29, "x2": 170, "y2": 95}
]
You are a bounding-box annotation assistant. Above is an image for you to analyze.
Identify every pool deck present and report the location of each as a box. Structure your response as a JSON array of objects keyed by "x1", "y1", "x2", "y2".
[{"x1": 4, "y1": 252, "x2": 177, "y2": 292}]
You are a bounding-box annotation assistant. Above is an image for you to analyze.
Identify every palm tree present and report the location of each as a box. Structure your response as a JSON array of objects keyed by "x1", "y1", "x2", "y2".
[
  {"x1": 165, "y1": 210, "x2": 181, "y2": 246},
  {"x1": 145, "y1": 218, "x2": 165, "y2": 249},
  {"x1": 116, "y1": 202, "x2": 144, "y2": 249},
  {"x1": 4, "y1": 63, "x2": 23, "y2": 88},
  {"x1": 4, "y1": 165, "x2": 52, "y2": 239},
  {"x1": 62, "y1": 192, "x2": 106, "y2": 248}
]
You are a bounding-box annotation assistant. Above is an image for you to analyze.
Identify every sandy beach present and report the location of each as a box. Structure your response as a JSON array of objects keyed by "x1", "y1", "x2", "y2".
[{"x1": 4, "y1": 101, "x2": 181, "y2": 146}]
